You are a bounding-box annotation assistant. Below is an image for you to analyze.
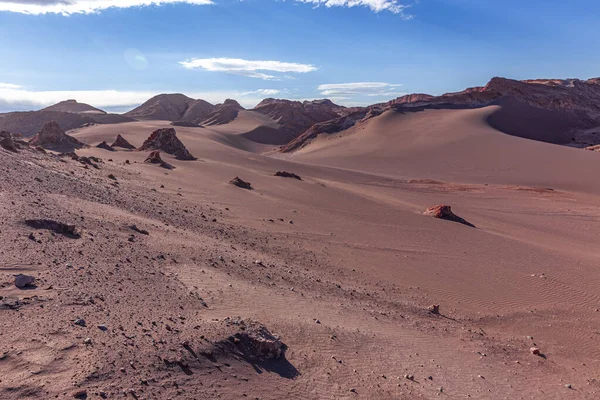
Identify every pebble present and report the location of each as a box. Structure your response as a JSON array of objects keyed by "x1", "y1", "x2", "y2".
[
  {"x1": 74, "y1": 319, "x2": 86, "y2": 327},
  {"x1": 83, "y1": 338, "x2": 92, "y2": 345},
  {"x1": 98, "y1": 325, "x2": 108, "y2": 331}
]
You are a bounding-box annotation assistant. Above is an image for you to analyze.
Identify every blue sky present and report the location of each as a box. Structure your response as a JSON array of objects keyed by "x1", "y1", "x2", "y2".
[{"x1": 0, "y1": 0, "x2": 599, "y2": 112}]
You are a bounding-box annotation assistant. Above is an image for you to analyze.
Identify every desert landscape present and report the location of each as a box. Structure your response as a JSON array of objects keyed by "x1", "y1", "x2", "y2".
[{"x1": 1, "y1": 76, "x2": 600, "y2": 399}]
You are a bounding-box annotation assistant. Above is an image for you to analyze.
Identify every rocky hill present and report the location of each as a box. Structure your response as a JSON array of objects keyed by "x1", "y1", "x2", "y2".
[
  {"x1": 125, "y1": 94, "x2": 216, "y2": 123},
  {"x1": 200, "y1": 99, "x2": 245, "y2": 126},
  {"x1": 41, "y1": 99, "x2": 107, "y2": 115},
  {"x1": 0, "y1": 100, "x2": 135, "y2": 137},
  {"x1": 252, "y1": 99, "x2": 347, "y2": 140}
]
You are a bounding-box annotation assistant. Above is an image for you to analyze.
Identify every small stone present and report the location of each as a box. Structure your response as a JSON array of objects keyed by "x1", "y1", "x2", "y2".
[
  {"x1": 429, "y1": 304, "x2": 440, "y2": 314},
  {"x1": 14, "y1": 274, "x2": 35, "y2": 289},
  {"x1": 73, "y1": 389, "x2": 87, "y2": 399},
  {"x1": 315, "y1": 319, "x2": 321, "y2": 324},
  {"x1": 74, "y1": 319, "x2": 86, "y2": 327},
  {"x1": 530, "y1": 347, "x2": 541, "y2": 356},
  {"x1": 108, "y1": 174, "x2": 117, "y2": 180},
  {"x1": 565, "y1": 384, "x2": 573, "y2": 389},
  {"x1": 97, "y1": 325, "x2": 108, "y2": 331},
  {"x1": 83, "y1": 338, "x2": 93, "y2": 345}
]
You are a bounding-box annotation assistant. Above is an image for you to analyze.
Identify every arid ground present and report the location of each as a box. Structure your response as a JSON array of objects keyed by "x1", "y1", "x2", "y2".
[{"x1": 2, "y1": 97, "x2": 600, "y2": 399}]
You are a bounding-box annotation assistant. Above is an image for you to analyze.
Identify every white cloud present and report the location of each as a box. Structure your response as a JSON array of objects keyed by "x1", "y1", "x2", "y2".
[
  {"x1": 0, "y1": 83, "x2": 22, "y2": 89},
  {"x1": 318, "y1": 82, "x2": 404, "y2": 97},
  {"x1": 0, "y1": 0, "x2": 212, "y2": 15},
  {"x1": 295, "y1": 0, "x2": 414, "y2": 16},
  {"x1": 0, "y1": 84, "x2": 280, "y2": 112},
  {"x1": 179, "y1": 57, "x2": 317, "y2": 80},
  {"x1": 242, "y1": 89, "x2": 281, "y2": 96}
]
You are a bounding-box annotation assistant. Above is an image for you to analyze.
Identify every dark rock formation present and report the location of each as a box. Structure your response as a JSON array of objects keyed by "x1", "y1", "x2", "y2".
[
  {"x1": 0, "y1": 136, "x2": 18, "y2": 152},
  {"x1": 25, "y1": 219, "x2": 81, "y2": 237},
  {"x1": 96, "y1": 141, "x2": 115, "y2": 151},
  {"x1": 138, "y1": 128, "x2": 196, "y2": 160},
  {"x1": 423, "y1": 205, "x2": 475, "y2": 228},
  {"x1": 229, "y1": 177, "x2": 253, "y2": 190},
  {"x1": 144, "y1": 150, "x2": 173, "y2": 169},
  {"x1": 111, "y1": 134, "x2": 136, "y2": 150},
  {"x1": 274, "y1": 171, "x2": 302, "y2": 180},
  {"x1": 28, "y1": 121, "x2": 88, "y2": 151}
]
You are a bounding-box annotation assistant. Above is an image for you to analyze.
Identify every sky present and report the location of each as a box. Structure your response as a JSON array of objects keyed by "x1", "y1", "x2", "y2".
[{"x1": 0, "y1": 0, "x2": 599, "y2": 113}]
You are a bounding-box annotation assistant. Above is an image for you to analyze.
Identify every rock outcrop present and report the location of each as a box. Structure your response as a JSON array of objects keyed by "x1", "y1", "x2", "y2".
[
  {"x1": 96, "y1": 141, "x2": 115, "y2": 151},
  {"x1": 281, "y1": 108, "x2": 382, "y2": 152},
  {"x1": 111, "y1": 134, "x2": 136, "y2": 150},
  {"x1": 144, "y1": 150, "x2": 173, "y2": 169},
  {"x1": 275, "y1": 171, "x2": 302, "y2": 180},
  {"x1": 423, "y1": 205, "x2": 475, "y2": 228},
  {"x1": 28, "y1": 121, "x2": 88, "y2": 151},
  {"x1": 138, "y1": 128, "x2": 196, "y2": 160},
  {"x1": 219, "y1": 318, "x2": 285, "y2": 360},
  {"x1": 229, "y1": 177, "x2": 253, "y2": 190},
  {"x1": 253, "y1": 98, "x2": 347, "y2": 140}
]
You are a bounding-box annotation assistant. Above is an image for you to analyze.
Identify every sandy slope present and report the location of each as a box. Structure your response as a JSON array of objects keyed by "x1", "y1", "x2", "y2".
[
  {"x1": 2, "y1": 111, "x2": 600, "y2": 399},
  {"x1": 288, "y1": 106, "x2": 600, "y2": 192}
]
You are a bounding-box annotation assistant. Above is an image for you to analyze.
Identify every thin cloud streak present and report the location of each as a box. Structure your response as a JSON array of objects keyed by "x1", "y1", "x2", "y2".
[
  {"x1": 179, "y1": 57, "x2": 317, "y2": 80},
  {"x1": 0, "y1": 0, "x2": 213, "y2": 15},
  {"x1": 318, "y1": 82, "x2": 404, "y2": 97}
]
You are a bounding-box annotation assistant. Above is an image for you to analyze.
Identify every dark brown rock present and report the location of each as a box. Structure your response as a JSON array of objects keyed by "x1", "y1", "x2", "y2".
[
  {"x1": 423, "y1": 205, "x2": 475, "y2": 227},
  {"x1": 0, "y1": 136, "x2": 18, "y2": 152},
  {"x1": 230, "y1": 177, "x2": 253, "y2": 190},
  {"x1": 28, "y1": 121, "x2": 88, "y2": 151},
  {"x1": 111, "y1": 134, "x2": 136, "y2": 150},
  {"x1": 144, "y1": 150, "x2": 173, "y2": 169},
  {"x1": 138, "y1": 128, "x2": 196, "y2": 160},
  {"x1": 275, "y1": 171, "x2": 302, "y2": 180},
  {"x1": 25, "y1": 219, "x2": 81, "y2": 238},
  {"x1": 96, "y1": 141, "x2": 115, "y2": 151}
]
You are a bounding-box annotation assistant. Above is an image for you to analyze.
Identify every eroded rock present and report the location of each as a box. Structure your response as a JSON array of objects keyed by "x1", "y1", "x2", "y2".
[
  {"x1": 28, "y1": 121, "x2": 88, "y2": 151},
  {"x1": 25, "y1": 219, "x2": 81, "y2": 238},
  {"x1": 138, "y1": 128, "x2": 196, "y2": 160},
  {"x1": 111, "y1": 134, "x2": 136, "y2": 150},
  {"x1": 423, "y1": 205, "x2": 475, "y2": 228},
  {"x1": 144, "y1": 151, "x2": 174, "y2": 169},
  {"x1": 275, "y1": 171, "x2": 302, "y2": 180},
  {"x1": 229, "y1": 177, "x2": 253, "y2": 190}
]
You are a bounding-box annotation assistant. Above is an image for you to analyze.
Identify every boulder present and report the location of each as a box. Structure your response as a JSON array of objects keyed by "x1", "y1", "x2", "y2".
[
  {"x1": 138, "y1": 128, "x2": 196, "y2": 160},
  {"x1": 111, "y1": 134, "x2": 136, "y2": 150},
  {"x1": 222, "y1": 318, "x2": 285, "y2": 360},
  {"x1": 14, "y1": 274, "x2": 35, "y2": 289},
  {"x1": 0, "y1": 136, "x2": 18, "y2": 152}
]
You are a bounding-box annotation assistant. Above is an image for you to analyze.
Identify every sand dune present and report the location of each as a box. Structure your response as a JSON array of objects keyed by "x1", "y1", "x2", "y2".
[{"x1": 287, "y1": 106, "x2": 600, "y2": 193}]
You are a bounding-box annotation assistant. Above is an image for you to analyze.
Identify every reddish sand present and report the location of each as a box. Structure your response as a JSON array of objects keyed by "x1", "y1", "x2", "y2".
[{"x1": 2, "y1": 106, "x2": 600, "y2": 399}]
